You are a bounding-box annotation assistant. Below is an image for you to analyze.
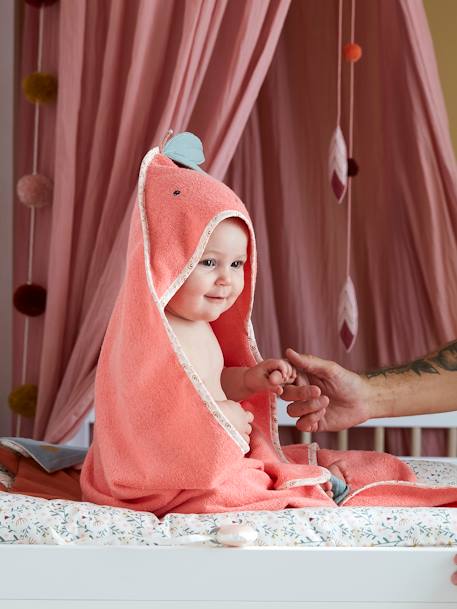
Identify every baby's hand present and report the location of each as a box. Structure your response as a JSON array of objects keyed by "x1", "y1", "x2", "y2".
[
  {"x1": 217, "y1": 400, "x2": 254, "y2": 445},
  {"x1": 245, "y1": 359, "x2": 297, "y2": 396}
]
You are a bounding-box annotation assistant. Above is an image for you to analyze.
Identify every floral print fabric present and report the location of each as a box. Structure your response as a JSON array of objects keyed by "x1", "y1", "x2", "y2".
[{"x1": 0, "y1": 460, "x2": 456, "y2": 547}]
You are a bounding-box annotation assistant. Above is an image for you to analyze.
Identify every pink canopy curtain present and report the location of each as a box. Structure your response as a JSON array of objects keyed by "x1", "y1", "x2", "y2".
[
  {"x1": 225, "y1": 0, "x2": 457, "y2": 455},
  {"x1": 13, "y1": 0, "x2": 291, "y2": 442}
]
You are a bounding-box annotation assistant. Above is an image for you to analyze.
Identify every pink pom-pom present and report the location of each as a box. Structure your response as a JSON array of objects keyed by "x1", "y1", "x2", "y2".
[{"x1": 17, "y1": 174, "x2": 53, "y2": 208}]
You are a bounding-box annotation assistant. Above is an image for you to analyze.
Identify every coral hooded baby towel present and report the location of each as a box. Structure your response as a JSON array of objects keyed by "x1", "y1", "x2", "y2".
[{"x1": 81, "y1": 134, "x2": 457, "y2": 516}]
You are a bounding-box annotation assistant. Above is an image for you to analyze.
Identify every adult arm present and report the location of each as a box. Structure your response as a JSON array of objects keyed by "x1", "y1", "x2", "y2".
[{"x1": 282, "y1": 341, "x2": 457, "y2": 432}]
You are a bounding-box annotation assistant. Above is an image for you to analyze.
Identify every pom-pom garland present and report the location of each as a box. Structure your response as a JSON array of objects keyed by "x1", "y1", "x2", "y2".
[
  {"x1": 13, "y1": 284, "x2": 47, "y2": 317},
  {"x1": 343, "y1": 43, "x2": 362, "y2": 62},
  {"x1": 8, "y1": 384, "x2": 38, "y2": 418},
  {"x1": 22, "y1": 72, "x2": 58, "y2": 104},
  {"x1": 17, "y1": 174, "x2": 53, "y2": 208}
]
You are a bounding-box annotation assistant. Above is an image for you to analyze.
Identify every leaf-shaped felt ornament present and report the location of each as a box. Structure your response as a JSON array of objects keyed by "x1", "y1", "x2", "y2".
[
  {"x1": 338, "y1": 276, "x2": 358, "y2": 352},
  {"x1": 329, "y1": 126, "x2": 348, "y2": 203},
  {"x1": 163, "y1": 132, "x2": 206, "y2": 173}
]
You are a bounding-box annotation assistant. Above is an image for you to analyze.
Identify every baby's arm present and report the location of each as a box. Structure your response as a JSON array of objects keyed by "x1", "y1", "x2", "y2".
[{"x1": 221, "y1": 359, "x2": 297, "y2": 401}]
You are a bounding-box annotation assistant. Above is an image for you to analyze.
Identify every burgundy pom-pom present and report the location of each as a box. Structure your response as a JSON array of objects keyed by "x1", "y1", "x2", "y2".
[
  {"x1": 17, "y1": 174, "x2": 53, "y2": 208},
  {"x1": 13, "y1": 284, "x2": 47, "y2": 317},
  {"x1": 347, "y1": 158, "x2": 359, "y2": 177},
  {"x1": 25, "y1": 0, "x2": 58, "y2": 7}
]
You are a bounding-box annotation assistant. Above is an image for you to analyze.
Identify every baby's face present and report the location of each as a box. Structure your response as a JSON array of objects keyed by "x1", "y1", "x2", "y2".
[{"x1": 166, "y1": 218, "x2": 248, "y2": 322}]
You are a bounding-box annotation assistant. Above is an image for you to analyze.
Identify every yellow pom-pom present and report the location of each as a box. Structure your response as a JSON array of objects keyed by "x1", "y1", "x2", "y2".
[
  {"x1": 22, "y1": 72, "x2": 57, "y2": 104},
  {"x1": 8, "y1": 384, "x2": 38, "y2": 418}
]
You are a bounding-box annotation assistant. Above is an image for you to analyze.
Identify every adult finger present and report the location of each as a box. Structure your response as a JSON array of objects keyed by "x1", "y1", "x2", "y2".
[
  {"x1": 296, "y1": 409, "x2": 327, "y2": 432},
  {"x1": 281, "y1": 383, "x2": 321, "y2": 402},
  {"x1": 287, "y1": 395, "x2": 329, "y2": 418},
  {"x1": 285, "y1": 348, "x2": 338, "y2": 380}
]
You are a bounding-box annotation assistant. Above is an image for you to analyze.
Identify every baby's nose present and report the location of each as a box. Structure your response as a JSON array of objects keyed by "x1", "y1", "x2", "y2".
[{"x1": 216, "y1": 267, "x2": 231, "y2": 284}]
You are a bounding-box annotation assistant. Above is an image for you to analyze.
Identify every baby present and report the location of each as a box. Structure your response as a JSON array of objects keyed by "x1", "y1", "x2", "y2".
[{"x1": 165, "y1": 216, "x2": 345, "y2": 500}]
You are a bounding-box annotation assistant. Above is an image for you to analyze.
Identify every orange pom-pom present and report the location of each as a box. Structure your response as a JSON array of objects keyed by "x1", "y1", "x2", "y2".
[{"x1": 343, "y1": 43, "x2": 362, "y2": 63}]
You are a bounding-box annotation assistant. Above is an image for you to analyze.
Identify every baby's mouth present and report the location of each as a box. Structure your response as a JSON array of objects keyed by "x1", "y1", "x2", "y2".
[{"x1": 205, "y1": 295, "x2": 227, "y2": 302}]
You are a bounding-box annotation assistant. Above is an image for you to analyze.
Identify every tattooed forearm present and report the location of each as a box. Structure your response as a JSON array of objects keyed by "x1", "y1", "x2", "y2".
[
  {"x1": 366, "y1": 341, "x2": 457, "y2": 378},
  {"x1": 430, "y1": 341, "x2": 457, "y2": 371},
  {"x1": 366, "y1": 360, "x2": 439, "y2": 378}
]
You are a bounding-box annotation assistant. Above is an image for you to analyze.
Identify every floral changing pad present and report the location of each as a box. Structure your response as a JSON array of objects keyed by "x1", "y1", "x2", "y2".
[{"x1": 0, "y1": 459, "x2": 456, "y2": 548}]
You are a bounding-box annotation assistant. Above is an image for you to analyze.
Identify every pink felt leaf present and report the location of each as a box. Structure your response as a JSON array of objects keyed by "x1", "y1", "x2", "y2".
[
  {"x1": 329, "y1": 126, "x2": 348, "y2": 203},
  {"x1": 338, "y1": 276, "x2": 358, "y2": 352}
]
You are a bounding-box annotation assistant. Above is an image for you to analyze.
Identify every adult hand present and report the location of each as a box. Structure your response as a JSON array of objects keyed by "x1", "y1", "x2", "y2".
[{"x1": 282, "y1": 348, "x2": 371, "y2": 432}]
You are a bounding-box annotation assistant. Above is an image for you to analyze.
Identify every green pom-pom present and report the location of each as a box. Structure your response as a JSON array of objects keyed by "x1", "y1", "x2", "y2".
[
  {"x1": 8, "y1": 384, "x2": 38, "y2": 418},
  {"x1": 22, "y1": 72, "x2": 57, "y2": 104}
]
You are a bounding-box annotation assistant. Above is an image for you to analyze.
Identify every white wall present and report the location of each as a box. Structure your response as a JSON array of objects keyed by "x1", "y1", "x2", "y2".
[{"x1": 0, "y1": 1, "x2": 19, "y2": 436}]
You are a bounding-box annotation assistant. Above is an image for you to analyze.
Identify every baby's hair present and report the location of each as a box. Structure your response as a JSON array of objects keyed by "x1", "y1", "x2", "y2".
[{"x1": 222, "y1": 216, "x2": 249, "y2": 236}]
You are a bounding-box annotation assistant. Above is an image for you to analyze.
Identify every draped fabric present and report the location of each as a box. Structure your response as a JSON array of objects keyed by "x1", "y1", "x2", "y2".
[
  {"x1": 13, "y1": 0, "x2": 291, "y2": 441},
  {"x1": 225, "y1": 0, "x2": 457, "y2": 454},
  {"x1": 14, "y1": 0, "x2": 457, "y2": 454}
]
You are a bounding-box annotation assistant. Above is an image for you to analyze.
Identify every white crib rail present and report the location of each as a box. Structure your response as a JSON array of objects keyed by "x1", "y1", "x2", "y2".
[
  {"x1": 67, "y1": 402, "x2": 457, "y2": 459},
  {"x1": 277, "y1": 399, "x2": 457, "y2": 458}
]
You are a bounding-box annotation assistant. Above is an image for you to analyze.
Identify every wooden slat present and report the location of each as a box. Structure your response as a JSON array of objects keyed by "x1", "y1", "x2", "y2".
[
  {"x1": 411, "y1": 427, "x2": 422, "y2": 457},
  {"x1": 447, "y1": 428, "x2": 457, "y2": 458},
  {"x1": 374, "y1": 427, "x2": 385, "y2": 452},
  {"x1": 298, "y1": 431, "x2": 312, "y2": 444},
  {"x1": 337, "y1": 429, "x2": 348, "y2": 451}
]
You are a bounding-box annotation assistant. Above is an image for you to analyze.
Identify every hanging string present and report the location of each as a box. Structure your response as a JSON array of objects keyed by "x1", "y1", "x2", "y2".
[
  {"x1": 17, "y1": 6, "x2": 45, "y2": 437},
  {"x1": 329, "y1": 0, "x2": 348, "y2": 205},
  {"x1": 336, "y1": 0, "x2": 343, "y2": 127},
  {"x1": 345, "y1": 0, "x2": 356, "y2": 279}
]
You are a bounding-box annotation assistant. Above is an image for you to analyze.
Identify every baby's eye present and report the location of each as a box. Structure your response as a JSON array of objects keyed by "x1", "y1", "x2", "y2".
[
  {"x1": 231, "y1": 260, "x2": 245, "y2": 269},
  {"x1": 200, "y1": 259, "x2": 216, "y2": 268}
]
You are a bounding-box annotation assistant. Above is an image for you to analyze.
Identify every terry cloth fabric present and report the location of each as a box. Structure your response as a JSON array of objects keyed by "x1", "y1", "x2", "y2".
[
  {"x1": 0, "y1": 446, "x2": 81, "y2": 501},
  {"x1": 80, "y1": 144, "x2": 457, "y2": 517}
]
